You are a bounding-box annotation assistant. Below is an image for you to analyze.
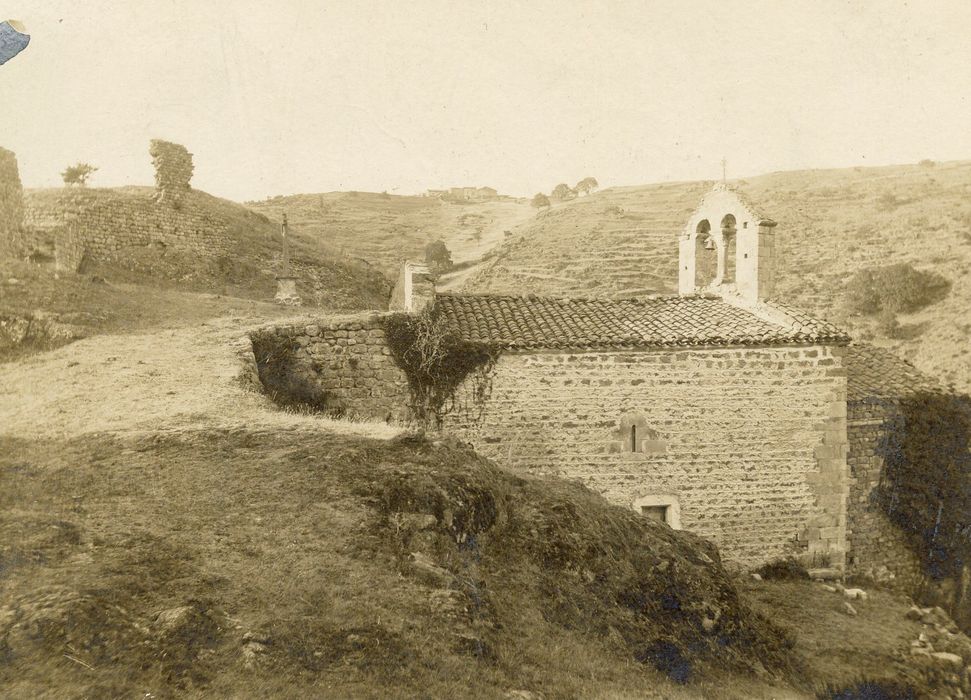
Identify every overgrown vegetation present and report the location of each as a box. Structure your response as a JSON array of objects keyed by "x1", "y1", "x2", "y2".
[
  {"x1": 382, "y1": 310, "x2": 500, "y2": 425},
  {"x1": 876, "y1": 392, "x2": 971, "y2": 581},
  {"x1": 423, "y1": 239, "x2": 452, "y2": 274},
  {"x1": 250, "y1": 330, "x2": 333, "y2": 413},
  {"x1": 819, "y1": 678, "x2": 919, "y2": 699},
  {"x1": 845, "y1": 263, "x2": 951, "y2": 316},
  {"x1": 755, "y1": 558, "x2": 811, "y2": 581}
]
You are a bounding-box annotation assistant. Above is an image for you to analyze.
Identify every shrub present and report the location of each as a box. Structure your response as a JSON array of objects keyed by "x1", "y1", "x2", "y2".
[
  {"x1": 755, "y1": 558, "x2": 810, "y2": 581},
  {"x1": 876, "y1": 309, "x2": 901, "y2": 338},
  {"x1": 877, "y1": 192, "x2": 900, "y2": 208},
  {"x1": 844, "y1": 263, "x2": 950, "y2": 315},
  {"x1": 382, "y1": 311, "x2": 500, "y2": 425},
  {"x1": 424, "y1": 240, "x2": 452, "y2": 274},
  {"x1": 876, "y1": 392, "x2": 971, "y2": 580}
]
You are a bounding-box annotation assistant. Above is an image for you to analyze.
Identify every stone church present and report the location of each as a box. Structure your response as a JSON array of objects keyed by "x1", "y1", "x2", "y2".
[{"x1": 267, "y1": 184, "x2": 938, "y2": 579}]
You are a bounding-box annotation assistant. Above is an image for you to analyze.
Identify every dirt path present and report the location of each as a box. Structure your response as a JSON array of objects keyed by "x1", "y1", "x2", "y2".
[{"x1": 0, "y1": 315, "x2": 402, "y2": 440}]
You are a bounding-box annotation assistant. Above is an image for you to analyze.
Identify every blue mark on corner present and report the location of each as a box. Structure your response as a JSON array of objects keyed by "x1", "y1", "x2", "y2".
[{"x1": 0, "y1": 20, "x2": 30, "y2": 65}]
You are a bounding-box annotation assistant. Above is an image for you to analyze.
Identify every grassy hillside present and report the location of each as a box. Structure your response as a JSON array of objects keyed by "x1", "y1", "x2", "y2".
[
  {"x1": 462, "y1": 161, "x2": 971, "y2": 391},
  {"x1": 21, "y1": 186, "x2": 391, "y2": 310},
  {"x1": 4, "y1": 187, "x2": 393, "y2": 360},
  {"x1": 1, "y1": 426, "x2": 950, "y2": 699},
  {"x1": 247, "y1": 192, "x2": 535, "y2": 274}
]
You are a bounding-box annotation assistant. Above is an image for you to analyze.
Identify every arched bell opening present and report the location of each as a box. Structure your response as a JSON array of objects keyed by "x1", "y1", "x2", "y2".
[{"x1": 694, "y1": 219, "x2": 716, "y2": 289}]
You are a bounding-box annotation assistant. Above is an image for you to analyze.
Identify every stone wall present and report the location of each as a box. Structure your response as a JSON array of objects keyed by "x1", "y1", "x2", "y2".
[
  {"x1": 443, "y1": 344, "x2": 850, "y2": 570},
  {"x1": 250, "y1": 314, "x2": 410, "y2": 421},
  {"x1": 846, "y1": 402, "x2": 924, "y2": 589},
  {"x1": 150, "y1": 139, "x2": 193, "y2": 206},
  {"x1": 23, "y1": 189, "x2": 231, "y2": 272},
  {"x1": 0, "y1": 147, "x2": 24, "y2": 254}
]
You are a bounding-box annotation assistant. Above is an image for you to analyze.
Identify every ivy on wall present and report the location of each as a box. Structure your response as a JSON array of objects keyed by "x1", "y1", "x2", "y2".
[
  {"x1": 382, "y1": 310, "x2": 500, "y2": 426},
  {"x1": 876, "y1": 392, "x2": 971, "y2": 579}
]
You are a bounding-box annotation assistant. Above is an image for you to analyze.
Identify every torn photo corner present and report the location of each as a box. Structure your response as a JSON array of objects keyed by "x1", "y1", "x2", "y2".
[{"x1": 0, "y1": 19, "x2": 30, "y2": 66}]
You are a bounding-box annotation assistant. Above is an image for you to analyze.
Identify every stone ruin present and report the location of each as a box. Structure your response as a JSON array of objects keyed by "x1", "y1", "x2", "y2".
[
  {"x1": 0, "y1": 146, "x2": 25, "y2": 254},
  {"x1": 149, "y1": 139, "x2": 194, "y2": 206}
]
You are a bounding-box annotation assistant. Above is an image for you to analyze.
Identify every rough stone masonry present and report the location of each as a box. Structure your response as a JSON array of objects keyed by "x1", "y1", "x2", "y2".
[
  {"x1": 19, "y1": 140, "x2": 231, "y2": 271},
  {"x1": 0, "y1": 146, "x2": 25, "y2": 254}
]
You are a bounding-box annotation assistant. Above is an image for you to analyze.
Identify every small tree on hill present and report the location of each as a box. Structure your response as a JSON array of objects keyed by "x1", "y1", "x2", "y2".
[
  {"x1": 531, "y1": 193, "x2": 551, "y2": 211},
  {"x1": 424, "y1": 240, "x2": 452, "y2": 274},
  {"x1": 61, "y1": 162, "x2": 98, "y2": 187},
  {"x1": 551, "y1": 183, "x2": 576, "y2": 201},
  {"x1": 575, "y1": 177, "x2": 599, "y2": 196}
]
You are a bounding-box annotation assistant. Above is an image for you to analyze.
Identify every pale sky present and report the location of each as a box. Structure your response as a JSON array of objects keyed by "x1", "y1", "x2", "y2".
[{"x1": 2, "y1": 1, "x2": 970, "y2": 202}]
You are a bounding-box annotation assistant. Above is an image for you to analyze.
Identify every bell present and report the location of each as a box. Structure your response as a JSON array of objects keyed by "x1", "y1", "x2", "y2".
[{"x1": 704, "y1": 238, "x2": 716, "y2": 250}]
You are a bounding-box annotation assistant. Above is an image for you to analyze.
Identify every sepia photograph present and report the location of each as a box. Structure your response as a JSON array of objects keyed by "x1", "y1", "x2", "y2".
[{"x1": 2, "y1": 1, "x2": 971, "y2": 697}]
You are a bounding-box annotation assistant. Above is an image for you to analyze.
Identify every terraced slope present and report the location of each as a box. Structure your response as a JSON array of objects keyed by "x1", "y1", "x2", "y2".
[
  {"x1": 464, "y1": 161, "x2": 971, "y2": 391},
  {"x1": 247, "y1": 192, "x2": 534, "y2": 274}
]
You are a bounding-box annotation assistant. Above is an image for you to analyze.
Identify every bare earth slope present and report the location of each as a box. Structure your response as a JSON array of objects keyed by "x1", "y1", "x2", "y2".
[
  {"x1": 463, "y1": 162, "x2": 971, "y2": 391},
  {"x1": 247, "y1": 192, "x2": 535, "y2": 274}
]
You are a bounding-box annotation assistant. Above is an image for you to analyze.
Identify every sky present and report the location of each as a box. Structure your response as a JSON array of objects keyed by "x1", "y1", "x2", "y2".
[{"x1": 2, "y1": 0, "x2": 970, "y2": 202}]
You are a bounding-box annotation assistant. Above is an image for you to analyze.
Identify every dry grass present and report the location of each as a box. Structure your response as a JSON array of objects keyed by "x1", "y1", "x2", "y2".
[
  {"x1": 0, "y1": 312, "x2": 402, "y2": 441},
  {"x1": 247, "y1": 191, "x2": 536, "y2": 273},
  {"x1": 0, "y1": 423, "x2": 940, "y2": 699}
]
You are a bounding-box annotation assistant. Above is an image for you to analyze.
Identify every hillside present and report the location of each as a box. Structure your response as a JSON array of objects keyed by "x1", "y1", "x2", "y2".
[
  {"x1": 0, "y1": 321, "x2": 956, "y2": 699},
  {"x1": 462, "y1": 161, "x2": 971, "y2": 392},
  {"x1": 247, "y1": 192, "x2": 535, "y2": 274},
  {"x1": 3, "y1": 187, "x2": 393, "y2": 360},
  {"x1": 21, "y1": 187, "x2": 391, "y2": 310}
]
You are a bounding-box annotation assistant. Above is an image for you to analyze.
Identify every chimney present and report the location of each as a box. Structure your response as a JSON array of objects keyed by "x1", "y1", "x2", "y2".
[{"x1": 390, "y1": 261, "x2": 435, "y2": 312}]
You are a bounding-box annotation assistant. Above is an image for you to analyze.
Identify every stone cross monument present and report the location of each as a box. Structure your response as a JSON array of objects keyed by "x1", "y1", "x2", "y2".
[{"x1": 274, "y1": 212, "x2": 302, "y2": 305}]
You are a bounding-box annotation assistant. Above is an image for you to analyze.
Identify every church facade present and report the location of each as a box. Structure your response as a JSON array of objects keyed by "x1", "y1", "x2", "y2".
[
  {"x1": 436, "y1": 186, "x2": 851, "y2": 569},
  {"x1": 268, "y1": 184, "x2": 938, "y2": 578}
]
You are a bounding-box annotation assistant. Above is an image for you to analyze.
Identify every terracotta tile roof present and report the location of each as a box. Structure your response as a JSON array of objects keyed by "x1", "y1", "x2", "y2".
[
  {"x1": 432, "y1": 293, "x2": 849, "y2": 350},
  {"x1": 845, "y1": 343, "x2": 946, "y2": 403}
]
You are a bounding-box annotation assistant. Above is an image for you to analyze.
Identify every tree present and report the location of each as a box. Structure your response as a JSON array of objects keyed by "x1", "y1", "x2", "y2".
[
  {"x1": 575, "y1": 177, "x2": 599, "y2": 196},
  {"x1": 551, "y1": 183, "x2": 575, "y2": 201},
  {"x1": 424, "y1": 240, "x2": 452, "y2": 273},
  {"x1": 61, "y1": 162, "x2": 98, "y2": 187},
  {"x1": 531, "y1": 193, "x2": 551, "y2": 210}
]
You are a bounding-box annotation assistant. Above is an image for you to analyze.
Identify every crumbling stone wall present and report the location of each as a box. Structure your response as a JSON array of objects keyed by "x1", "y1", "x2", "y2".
[
  {"x1": 150, "y1": 140, "x2": 193, "y2": 206},
  {"x1": 251, "y1": 314, "x2": 410, "y2": 421},
  {"x1": 49, "y1": 193, "x2": 231, "y2": 271},
  {"x1": 0, "y1": 147, "x2": 25, "y2": 254},
  {"x1": 19, "y1": 140, "x2": 228, "y2": 271},
  {"x1": 443, "y1": 344, "x2": 850, "y2": 570},
  {"x1": 846, "y1": 402, "x2": 925, "y2": 589}
]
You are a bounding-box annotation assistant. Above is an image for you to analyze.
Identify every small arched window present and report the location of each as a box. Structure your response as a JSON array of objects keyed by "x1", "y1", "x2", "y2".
[{"x1": 616, "y1": 414, "x2": 667, "y2": 456}]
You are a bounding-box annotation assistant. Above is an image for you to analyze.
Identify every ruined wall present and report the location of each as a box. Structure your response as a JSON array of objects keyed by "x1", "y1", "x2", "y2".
[
  {"x1": 150, "y1": 140, "x2": 193, "y2": 205},
  {"x1": 19, "y1": 140, "x2": 229, "y2": 271},
  {"x1": 846, "y1": 403, "x2": 925, "y2": 589},
  {"x1": 251, "y1": 314, "x2": 410, "y2": 421},
  {"x1": 0, "y1": 147, "x2": 24, "y2": 254},
  {"x1": 22, "y1": 189, "x2": 231, "y2": 271},
  {"x1": 444, "y1": 344, "x2": 850, "y2": 569},
  {"x1": 59, "y1": 194, "x2": 230, "y2": 271}
]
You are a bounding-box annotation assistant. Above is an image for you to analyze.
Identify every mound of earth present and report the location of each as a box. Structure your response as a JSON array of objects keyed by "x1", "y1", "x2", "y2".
[{"x1": 0, "y1": 428, "x2": 792, "y2": 698}]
